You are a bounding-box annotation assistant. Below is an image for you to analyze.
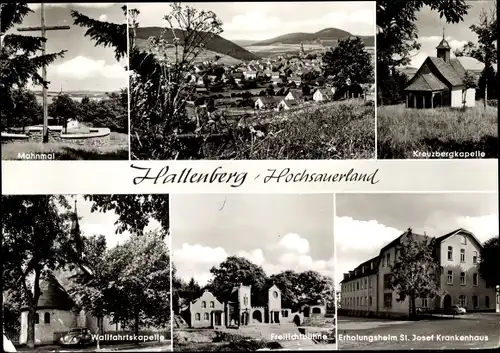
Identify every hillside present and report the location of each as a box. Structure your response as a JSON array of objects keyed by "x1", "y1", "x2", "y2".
[
  {"x1": 135, "y1": 27, "x2": 259, "y2": 61},
  {"x1": 253, "y1": 28, "x2": 374, "y2": 47}
]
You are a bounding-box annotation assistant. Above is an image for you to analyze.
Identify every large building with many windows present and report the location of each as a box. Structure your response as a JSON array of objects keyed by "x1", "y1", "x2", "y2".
[{"x1": 339, "y1": 228, "x2": 495, "y2": 318}]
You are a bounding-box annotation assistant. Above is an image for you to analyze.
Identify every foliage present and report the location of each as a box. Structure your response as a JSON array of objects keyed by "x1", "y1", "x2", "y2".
[
  {"x1": 389, "y1": 228, "x2": 441, "y2": 318},
  {"x1": 1, "y1": 133, "x2": 129, "y2": 160},
  {"x1": 478, "y1": 236, "x2": 499, "y2": 288},
  {"x1": 0, "y1": 2, "x2": 66, "y2": 131},
  {"x1": 378, "y1": 70, "x2": 409, "y2": 105},
  {"x1": 48, "y1": 93, "x2": 78, "y2": 128},
  {"x1": 322, "y1": 36, "x2": 373, "y2": 92},
  {"x1": 78, "y1": 91, "x2": 128, "y2": 133},
  {"x1": 176, "y1": 256, "x2": 336, "y2": 313},
  {"x1": 129, "y1": 3, "x2": 225, "y2": 160},
  {"x1": 376, "y1": 0, "x2": 470, "y2": 103},
  {"x1": 1, "y1": 195, "x2": 73, "y2": 348},
  {"x1": 70, "y1": 6, "x2": 128, "y2": 61},
  {"x1": 461, "y1": 71, "x2": 476, "y2": 108},
  {"x1": 83, "y1": 194, "x2": 170, "y2": 236},
  {"x1": 207, "y1": 256, "x2": 268, "y2": 300},
  {"x1": 1, "y1": 89, "x2": 42, "y2": 130},
  {"x1": 377, "y1": 104, "x2": 498, "y2": 158},
  {"x1": 104, "y1": 231, "x2": 171, "y2": 335},
  {"x1": 269, "y1": 270, "x2": 335, "y2": 311},
  {"x1": 455, "y1": 1, "x2": 497, "y2": 105}
]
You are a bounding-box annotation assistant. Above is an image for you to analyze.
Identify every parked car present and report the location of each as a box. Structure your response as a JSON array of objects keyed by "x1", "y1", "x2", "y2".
[
  {"x1": 59, "y1": 327, "x2": 94, "y2": 346},
  {"x1": 447, "y1": 305, "x2": 466, "y2": 315}
]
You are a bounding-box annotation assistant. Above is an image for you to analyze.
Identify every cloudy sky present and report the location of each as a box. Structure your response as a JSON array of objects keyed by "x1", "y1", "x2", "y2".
[
  {"x1": 335, "y1": 193, "x2": 499, "y2": 286},
  {"x1": 130, "y1": 1, "x2": 375, "y2": 41},
  {"x1": 410, "y1": 0, "x2": 496, "y2": 69},
  {"x1": 68, "y1": 195, "x2": 161, "y2": 250},
  {"x1": 8, "y1": 3, "x2": 127, "y2": 92},
  {"x1": 171, "y1": 194, "x2": 334, "y2": 286}
]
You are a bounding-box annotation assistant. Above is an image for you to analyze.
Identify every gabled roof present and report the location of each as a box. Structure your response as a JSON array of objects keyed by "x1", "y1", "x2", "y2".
[
  {"x1": 435, "y1": 228, "x2": 484, "y2": 249},
  {"x1": 256, "y1": 96, "x2": 278, "y2": 105},
  {"x1": 283, "y1": 99, "x2": 299, "y2": 106},
  {"x1": 404, "y1": 73, "x2": 447, "y2": 91},
  {"x1": 21, "y1": 274, "x2": 76, "y2": 311},
  {"x1": 340, "y1": 255, "x2": 380, "y2": 284},
  {"x1": 427, "y1": 57, "x2": 465, "y2": 86},
  {"x1": 405, "y1": 56, "x2": 467, "y2": 90}
]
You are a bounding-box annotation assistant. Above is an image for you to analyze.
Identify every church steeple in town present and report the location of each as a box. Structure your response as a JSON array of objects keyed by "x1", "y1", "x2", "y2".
[
  {"x1": 70, "y1": 197, "x2": 83, "y2": 259},
  {"x1": 436, "y1": 27, "x2": 451, "y2": 63}
]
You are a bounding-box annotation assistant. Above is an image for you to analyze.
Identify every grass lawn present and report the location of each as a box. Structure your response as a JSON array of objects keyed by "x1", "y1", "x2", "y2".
[
  {"x1": 377, "y1": 103, "x2": 498, "y2": 159},
  {"x1": 201, "y1": 99, "x2": 375, "y2": 159},
  {"x1": 1, "y1": 132, "x2": 129, "y2": 160}
]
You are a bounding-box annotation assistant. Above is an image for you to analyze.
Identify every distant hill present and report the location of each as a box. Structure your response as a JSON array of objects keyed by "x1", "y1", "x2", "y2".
[
  {"x1": 231, "y1": 39, "x2": 257, "y2": 47},
  {"x1": 252, "y1": 28, "x2": 375, "y2": 47},
  {"x1": 135, "y1": 27, "x2": 259, "y2": 62}
]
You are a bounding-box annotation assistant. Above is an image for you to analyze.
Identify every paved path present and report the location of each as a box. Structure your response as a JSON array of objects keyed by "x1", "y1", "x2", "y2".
[{"x1": 338, "y1": 314, "x2": 500, "y2": 350}]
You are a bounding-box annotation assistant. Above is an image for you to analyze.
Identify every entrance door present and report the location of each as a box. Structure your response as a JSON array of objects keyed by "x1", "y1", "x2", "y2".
[
  {"x1": 273, "y1": 311, "x2": 280, "y2": 323},
  {"x1": 214, "y1": 312, "x2": 221, "y2": 326},
  {"x1": 443, "y1": 295, "x2": 452, "y2": 310}
]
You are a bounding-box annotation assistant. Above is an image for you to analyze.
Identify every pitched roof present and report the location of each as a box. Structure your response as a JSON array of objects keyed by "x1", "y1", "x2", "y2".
[
  {"x1": 283, "y1": 99, "x2": 299, "y2": 106},
  {"x1": 436, "y1": 37, "x2": 451, "y2": 49},
  {"x1": 404, "y1": 57, "x2": 467, "y2": 91},
  {"x1": 256, "y1": 97, "x2": 278, "y2": 105},
  {"x1": 435, "y1": 228, "x2": 484, "y2": 249},
  {"x1": 404, "y1": 73, "x2": 447, "y2": 91},
  {"x1": 21, "y1": 274, "x2": 76, "y2": 311},
  {"x1": 340, "y1": 256, "x2": 380, "y2": 284},
  {"x1": 428, "y1": 57, "x2": 465, "y2": 86}
]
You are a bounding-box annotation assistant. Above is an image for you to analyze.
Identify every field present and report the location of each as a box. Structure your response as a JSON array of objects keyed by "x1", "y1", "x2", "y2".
[
  {"x1": 377, "y1": 103, "x2": 498, "y2": 159},
  {"x1": 1, "y1": 132, "x2": 129, "y2": 160},
  {"x1": 197, "y1": 99, "x2": 375, "y2": 159}
]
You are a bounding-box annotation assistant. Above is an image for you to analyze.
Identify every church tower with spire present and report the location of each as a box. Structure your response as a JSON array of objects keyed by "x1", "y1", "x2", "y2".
[
  {"x1": 436, "y1": 27, "x2": 451, "y2": 63},
  {"x1": 70, "y1": 197, "x2": 84, "y2": 260}
]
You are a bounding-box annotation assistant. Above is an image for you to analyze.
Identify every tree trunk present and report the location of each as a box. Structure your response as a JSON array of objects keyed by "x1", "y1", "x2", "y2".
[
  {"x1": 484, "y1": 81, "x2": 488, "y2": 108},
  {"x1": 134, "y1": 306, "x2": 140, "y2": 345},
  {"x1": 411, "y1": 296, "x2": 416, "y2": 320},
  {"x1": 27, "y1": 307, "x2": 36, "y2": 349}
]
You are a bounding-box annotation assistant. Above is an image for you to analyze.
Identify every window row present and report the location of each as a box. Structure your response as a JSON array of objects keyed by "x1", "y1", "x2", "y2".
[
  {"x1": 446, "y1": 271, "x2": 479, "y2": 286},
  {"x1": 33, "y1": 312, "x2": 51, "y2": 324},
  {"x1": 195, "y1": 312, "x2": 210, "y2": 321},
  {"x1": 447, "y1": 246, "x2": 478, "y2": 264},
  {"x1": 342, "y1": 277, "x2": 373, "y2": 292},
  {"x1": 342, "y1": 296, "x2": 373, "y2": 307},
  {"x1": 201, "y1": 301, "x2": 215, "y2": 308}
]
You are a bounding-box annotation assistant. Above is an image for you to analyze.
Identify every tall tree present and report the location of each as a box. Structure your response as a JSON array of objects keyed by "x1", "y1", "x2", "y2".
[
  {"x1": 105, "y1": 231, "x2": 171, "y2": 343},
  {"x1": 48, "y1": 93, "x2": 78, "y2": 132},
  {"x1": 376, "y1": 0, "x2": 470, "y2": 104},
  {"x1": 6, "y1": 89, "x2": 42, "y2": 130},
  {"x1": 2, "y1": 195, "x2": 72, "y2": 348},
  {"x1": 208, "y1": 256, "x2": 268, "y2": 300},
  {"x1": 83, "y1": 195, "x2": 170, "y2": 236},
  {"x1": 269, "y1": 271, "x2": 302, "y2": 310},
  {"x1": 478, "y1": 236, "x2": 499, "y2": 288},
  {"x1": 0, "y1": 2, "x2": 66, "y2": 130},
  {"x1": 389, "y1": 228, "x2": 441, "y2": 319},
  {"x1": 322, "y1": 36, "x2": 373, "y2": 96},
  {"x1": 455, "y1": 1, "x2": 497, "y2": 107},
  {"x1": 67, "y1": 235, "x2": 110, "y2": 336}
]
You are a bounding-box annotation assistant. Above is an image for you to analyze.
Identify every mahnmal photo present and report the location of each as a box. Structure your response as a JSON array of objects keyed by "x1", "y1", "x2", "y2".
[
  {"x1": 2, "y1": 194, "x2": 172, "y2": 352},
  {"x1": 335, "y1": 193, "x2": 500, "y2": 350},
  {"x1": 377, "y1": 0, "x2": 498, "y2": 159},
  {"x1": 1, "y1": 3, "x2": 129, "y2": 160},
  {"x1": 170, "y1": 194, "x2": 336, "y2": 351},
  {"x1": 129, "y1": 1, "x2": 376, "y2": 160}
]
